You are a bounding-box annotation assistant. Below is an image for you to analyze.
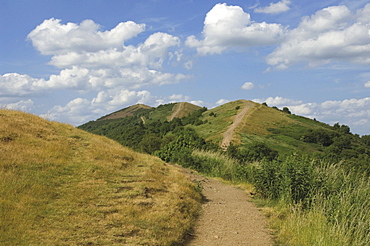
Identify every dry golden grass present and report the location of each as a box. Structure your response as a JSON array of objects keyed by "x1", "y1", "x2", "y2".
[
  {"x1": 167, "y1": 102, "x2": 202, "y2": 121},
  {"x1": 235, "y1": 103, "x2": 295, "y2": 136},
  {"x1": 0, "y1": 110, "x2": 201, "y2": 245}
]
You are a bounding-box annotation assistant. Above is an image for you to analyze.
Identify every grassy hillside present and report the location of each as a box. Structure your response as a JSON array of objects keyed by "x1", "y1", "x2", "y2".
[
  {"x1": 0, "y1": 110, "x2": 201, "y2": 245},
  {"x1": 79, "y1": 99, "x2": 370, "y2": 170},
  {"x1": 194, "y1": 100, "x2": 250, "y2": 144},
  {"x1": 78, "y1": 99, "x2": 370, "y2": 245},
  {"x1": 193, "y1": 99, "x2": 332, "y2": 155}
]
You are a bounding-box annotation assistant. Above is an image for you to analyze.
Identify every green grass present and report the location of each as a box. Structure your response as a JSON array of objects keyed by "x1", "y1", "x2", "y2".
[
  {"x1": 255, "y1": 160, "x2": 370, "y2": 246},
  {"x1": 0, "y1": 110, "x2": 201, "y2": 245},
  {"x1": 195, "y1": 100, "x2": 250, "y2": 143}
]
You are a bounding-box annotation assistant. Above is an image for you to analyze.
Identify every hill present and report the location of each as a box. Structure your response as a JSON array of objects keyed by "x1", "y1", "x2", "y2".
[
  {"x1": 97, "y1": 102, "x2": 202, "y2": 122},
  {"x1": 193, "y1": 99, "x2": 334, "y2": 154},
  {"x1": 97, "y1": 104, "x2": 152, "y2": 120},
  {"x1": 79, "y1": 99, "x2": 370, "y2": 171},
  {"x1": 0, "y1": 110, "x2": 201, "y2": 245}
]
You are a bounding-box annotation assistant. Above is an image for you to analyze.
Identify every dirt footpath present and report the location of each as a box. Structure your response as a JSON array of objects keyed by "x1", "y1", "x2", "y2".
[
  {"x1": 184, "y1": 170, "x2": 274, "y2": 246},
  {"x1": 221, "y1": 101, "x2": 254, "y2": 150}
]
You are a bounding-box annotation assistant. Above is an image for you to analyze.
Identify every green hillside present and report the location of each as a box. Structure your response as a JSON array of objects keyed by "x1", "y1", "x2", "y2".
[
  {"x1": 77, "y1": 99, "x2": 370, "y2": 245},
  {"x1": 0, "y1": 110, "x2": 201, "y2": 245},
  {"x1": 80, "y1": 99, "x2": 370, "y2": 167},
  {"x1": 193, "y1": 99, "x2": 335, "y2": 155}
]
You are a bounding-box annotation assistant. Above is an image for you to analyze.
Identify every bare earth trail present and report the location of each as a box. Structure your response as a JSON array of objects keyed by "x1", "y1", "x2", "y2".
[
  {"x1": 169, "y1": 102, "x2": 185, "y2": 121},
  {"x1": 221, "y1": 101, "x2": 256, "y2": 149},
  {"x1": 180, "y1": 167, "x2": 274, "y2": 246}
]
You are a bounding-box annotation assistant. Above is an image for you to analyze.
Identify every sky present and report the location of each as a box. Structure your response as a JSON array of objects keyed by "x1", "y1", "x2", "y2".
[{"x1": 1, "y1": 0, "x2": 370, "y2": 135}]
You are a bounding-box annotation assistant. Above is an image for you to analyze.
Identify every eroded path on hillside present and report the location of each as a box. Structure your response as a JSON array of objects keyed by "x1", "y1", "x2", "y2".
[
  {"x1": 181, "y1": 168, "x2": 274, "y2": 246},
  {"x1": 169, "y1": 102, "x2": 185, "y2": 121},
  {"x1": 221, "y1": 101, "x2": 255, "y2": 149}
]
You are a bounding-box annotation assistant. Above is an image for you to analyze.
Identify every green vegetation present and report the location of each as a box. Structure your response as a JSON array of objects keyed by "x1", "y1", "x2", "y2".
[
  {"x1": 255, "y1": 157, "x2": 370, "y2": 246},
  {"x1": 0, "y1": 110, "x2": 201, "y2": 245},
  {"x1": 4, "y1": 99, "x2": 369, "y2": 245},
  {"x1": 79, "y1": 99, "x2": 370, "y2": 245}
]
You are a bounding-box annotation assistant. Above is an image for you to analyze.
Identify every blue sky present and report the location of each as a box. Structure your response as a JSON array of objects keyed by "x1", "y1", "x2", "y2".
[{"x1": 1, "y1": 0, "x2": 370, "y2": 135}]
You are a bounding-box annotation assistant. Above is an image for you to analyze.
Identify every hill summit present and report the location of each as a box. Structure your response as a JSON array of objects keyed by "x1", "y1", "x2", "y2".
[{"x1": 97, "y1": 102, "x2": 202, "y2": 122}]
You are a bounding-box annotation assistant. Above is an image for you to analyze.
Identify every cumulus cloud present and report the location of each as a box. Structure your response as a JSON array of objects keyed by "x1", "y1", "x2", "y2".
[
  {"x1": 241, "y1": 82, "x2": 254, "y2": 90},
  {"x1": 27, "y1": 19, "x2": 145, "y2": 55},
  {"x1": 43, "y1": 89, "x2": 153, "y2": 125},
  {"x1": 267, "y1": 4, "x2": 370, "y2": 69},
  {"x1": 28, "y1": 19, "x2": 181, "y2": 71},
  {"x1": 254, "y1": 0, "x2": 291, "y2": 14},
  {"x1": 186, "y1": 3, "x2": 285, "y2": 55},
  {"x1": 1, "y1": 18, "x2": 188, "y2": 104},
  {"x1": 48, "y1": 32, "x2": 180, "y2": 69},
  {"x1": 0, "y1": 18, "x2": 192, "y2": 125},
  {"x1": 365, "y1": 81, "x2": 370, "y2": 88},
  {"x1": 0, "y1": 73, "x2": 45, "y2": 96},
  {"x1": 0, "y1": 99, "x2": 34, "y2": 111},
  {"x1": 1, "y1": 66, "x2": 188, "y2": 96}
]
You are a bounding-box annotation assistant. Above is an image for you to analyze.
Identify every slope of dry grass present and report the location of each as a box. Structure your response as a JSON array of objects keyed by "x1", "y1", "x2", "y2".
[
  {"x1": 98, "y1": 104, "x2": 152, "y2": 120},
  {"x1": 0, "y1": 110, "x2": 201, "y2": 245},
  {"x1": 167, "y1": 102, "x2": 202, "y2": 121}
]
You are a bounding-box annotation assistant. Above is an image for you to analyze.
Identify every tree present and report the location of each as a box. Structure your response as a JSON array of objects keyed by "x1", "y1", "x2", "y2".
[{"x1": 282, "y1": 107, "x2": 291, "y2": 114}]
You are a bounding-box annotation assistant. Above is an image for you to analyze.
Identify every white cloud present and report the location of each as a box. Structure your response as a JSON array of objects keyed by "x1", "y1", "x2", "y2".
[
  {"x1": 1, "y1": 99, "x2": 34, "y2": 111},
  {"x1": 255, "y1": 96, "x2": 303, "y2": 106},
  {"x1": 254, "y1": 0, "x2": 291, "y2": 14},
  {"x1": 28, "y1": 19, "x2": 186, "y2": 91},
  {"x1": 267, "y1": 4, "x2": 370, "y2": 69},
  {"x1": 168, "y1": 94, "x2": 191, "y2": 102},
  {"x1": 241, "y1": 82, "x2": 254, "y2": 90},
  {"x1": 1, "y1": 18, "x2": 188, "y2": 99},
  {"x1": 154, "y1": 95, "x2": 205, "y2": 108},
  {"x1": 27, "y1": 19, "x2": 145, "y2": 55},
  {"x1": 43, "y1": 89, "x2": 154, "y2": 125},
  {"x1": 365, "y1": 81, "x2": 370, "y2": 88},
  {"x1": 215, "y1": 99, "x2": 230, "y2": 106},
  {"x1": 1, "y1": 67, "x2": 188, "y2": 96},
  {"x1": 0, "y1": 73, "x2": 45, "y2": 96},
  {"x1": 48, "y1": 32, "x2": 180, "y2": 69},
  {"x1": 0, "y1": 18, "x2": 191, "y2": 126},
  {"x1": 185, "y1": 3, "x2": 285, "y2": 55}
]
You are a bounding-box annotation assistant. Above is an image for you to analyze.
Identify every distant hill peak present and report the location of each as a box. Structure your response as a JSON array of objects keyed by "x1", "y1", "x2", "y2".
[
  {"x1": 167, "y1": 102, "x2": 202, "y2": 121},
  {"x1": 98, "y1": 104, "x2": 152, "y2": 121}
]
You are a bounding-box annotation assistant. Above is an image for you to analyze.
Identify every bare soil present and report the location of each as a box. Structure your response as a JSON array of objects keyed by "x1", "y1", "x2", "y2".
[
  {"x1": 221, "y1": 102, "x2": 254, "y2": 149},
  {"x1": 169, "y1": 102, "x2": 185, "y2": 121},
  {"x1": 181, "y1": 168, "x2": 274, "y2": 246}
]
